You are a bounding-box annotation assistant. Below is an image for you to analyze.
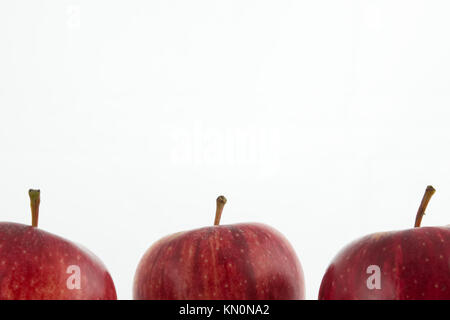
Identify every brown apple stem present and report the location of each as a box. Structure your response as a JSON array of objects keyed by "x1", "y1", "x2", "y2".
[
  {"x1": 214, "y1": 195, "x2": 227, "y2": 226},
  {"x1": 414, "y1": 185, "x2": 436, "y2": 228},
  {"x1": 29, "y1": 189, "x2": 40, "y2": 228}
]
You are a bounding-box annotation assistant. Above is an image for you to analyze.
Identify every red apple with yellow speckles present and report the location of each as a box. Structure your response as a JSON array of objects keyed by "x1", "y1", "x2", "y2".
[
  {"x1": 0, "y1": 189, "x2": 117, "y2": 299},
  {"x1": 133, "y1": 196, "x2": 305, "y2": 299},
  {"x1": 319, "y1": 186, "x2": 450, "y2": 300}
]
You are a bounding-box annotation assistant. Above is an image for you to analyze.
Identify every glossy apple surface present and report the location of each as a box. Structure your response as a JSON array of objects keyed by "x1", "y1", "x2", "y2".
[
  {"x1": 133, "y1": 196, "x2": 304, "y2": 300},
  {"x1": 319, "y1": 186, "x2": 450, "y2": 300},
  {"x1": 0, "y1": 190, "x2": 116, "y2": 300}
]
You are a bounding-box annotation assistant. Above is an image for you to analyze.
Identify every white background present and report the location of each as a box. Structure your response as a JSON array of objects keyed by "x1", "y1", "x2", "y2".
[{"x1": 1, "y1": 1, "x2": 450, "y2": 300}]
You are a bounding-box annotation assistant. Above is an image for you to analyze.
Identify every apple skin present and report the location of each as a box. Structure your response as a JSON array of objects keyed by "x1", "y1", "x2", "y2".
[
  {"x1": 319, "y1": 226, "x2": 450, "y2": 300},
  {"x1": 133, "y1": 223, "x2": 305, "y2": 300},
  {"x1": 0, "y1": 222, "x2": 117, "y2": 300}
]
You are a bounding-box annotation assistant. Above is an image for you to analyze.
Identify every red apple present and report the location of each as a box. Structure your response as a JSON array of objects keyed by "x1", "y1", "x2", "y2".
[
  {"x1": 133, "y1": 196, "x2": 305, "y2": 299},
  {"x1": 319, "y1": 185, "x2": 450, "y2": 300},
  {"x1": 0, "y1": 189, "x2": 117, "y2": 300}
]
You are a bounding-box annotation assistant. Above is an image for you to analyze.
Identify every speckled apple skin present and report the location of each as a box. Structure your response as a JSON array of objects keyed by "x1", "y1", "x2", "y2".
[
  {"x1": 0, "y1": 222, "x2": 117, "y2": 300},
  {"x1": 319, "y1": 226, "x2": 450, "y2": 300},
  {"x1": 133, "y1": 223, "x2": 305, "y2": 300}
]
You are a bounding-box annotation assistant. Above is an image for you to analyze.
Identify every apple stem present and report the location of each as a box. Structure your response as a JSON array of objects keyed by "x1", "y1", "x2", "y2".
[
  {"x1": 214, "y1": 195, "x2": 227, "y2": 226},
  {"x1": 414, "y1": 185, "x2": 436, "y2": 228},
  {"x1": 29, "y1": 189, "x2": 40, "y2": 228}
]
